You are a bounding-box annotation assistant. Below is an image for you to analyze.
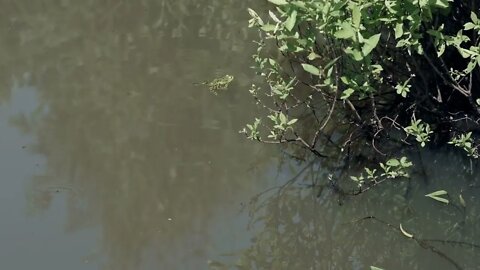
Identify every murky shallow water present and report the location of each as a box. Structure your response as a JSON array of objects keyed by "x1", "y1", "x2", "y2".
[{"x1": 0, "y1": 1, "x2": 480, "y2": 270}]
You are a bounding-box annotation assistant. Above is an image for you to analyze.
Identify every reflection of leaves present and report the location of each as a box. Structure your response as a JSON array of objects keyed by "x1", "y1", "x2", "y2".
[{"x1": 233, "y1": 151, "x2": 480, "y2": 269}]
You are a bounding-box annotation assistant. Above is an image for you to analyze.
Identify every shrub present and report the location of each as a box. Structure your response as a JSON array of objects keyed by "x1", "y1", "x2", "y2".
[{"x1": 241, "y1": 0, "x2": 480, "y2": 190}]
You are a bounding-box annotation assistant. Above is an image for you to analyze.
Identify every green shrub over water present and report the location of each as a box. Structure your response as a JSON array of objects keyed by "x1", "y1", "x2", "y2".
[{"x1": 241, "y1": 0, "x2": 480, "y2": 191}]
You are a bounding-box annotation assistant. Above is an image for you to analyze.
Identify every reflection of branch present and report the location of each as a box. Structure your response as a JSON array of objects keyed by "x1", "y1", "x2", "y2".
[
  {"x1": 346, "y1": 216, "x2": 464, "y2": 270},
  {"x1": 246, "y1": 159, "x2": 316, "y2": 205},
  {"x1": 277, "y1": 160, "x2": 315, "y2": 196},
  {"x1": 422, "y1": 239, "x2": 480, "y2": 250},
  {"x1": 244, "y1": 160, "x2": 316, "y2": 228},
  {"x1": 423, "y1": 50, "x2": 469, "y2": 97}
]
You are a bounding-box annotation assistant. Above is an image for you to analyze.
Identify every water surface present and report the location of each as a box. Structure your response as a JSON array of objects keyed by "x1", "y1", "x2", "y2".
[{"x1": 0, "y1": 1, "x2": 480, "y2": 270}]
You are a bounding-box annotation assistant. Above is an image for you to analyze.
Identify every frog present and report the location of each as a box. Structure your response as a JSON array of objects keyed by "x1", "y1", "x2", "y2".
[{"x1": 195, "y1": 74, "x2": 234, "y2": 95}]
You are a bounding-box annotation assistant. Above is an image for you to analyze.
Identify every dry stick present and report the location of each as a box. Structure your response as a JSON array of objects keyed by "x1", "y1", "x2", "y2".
[
  {"x1": 423, "y1": 48, "x2": 470, "y2": 97},
  {"x1": 319, "y1": 92, "x2": 337, "y2": 130},
  {"x1": 371, "y1": 129, "x2": 387, "y2": 156},
  {"x1": 309, "y1": 104, "x2": 342, "y2": 150},
  {"x1": 346, "y1": 216, "x2": 464, "y2": 270},
  {"x1": 369, "y1": 90, "x2": 388, "y2": 156},
  {"x1": 345, "y1": 99, "x2": 362, "y2": 122},
  {"x1": 295, "y1": 132, "x2": 328, "y2": 158},
  {"x1": 380, "y1": 115, "x2": 403, "y2": 130},
  {"x1": 319, "y1": 48, "x2": 341, "y2": 131},
  {"x1": 311, "y1": 95, "x2": 336, "y2": 147}
]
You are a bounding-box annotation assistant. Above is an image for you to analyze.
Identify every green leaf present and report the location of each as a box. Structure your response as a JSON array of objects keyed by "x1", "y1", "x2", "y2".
[
  {"x1": 457, "y1": 47, "x2": 475, "y2": 58},
  {"x1": 459, "y1": 194, "x2": 466, "y2": 208},
  {"x1": 386, "y1": 159, "x2": 400, "y2": 166},
  {"x1": 385, "y1": 0, "x2": 397, "y2": 14},
  {"x1": 291, "y1": 1, "x2": 306, "y2": 8},
  {"x1": 362, "y1": 33, "x2": 381, "y2": 56},
  {"x1": 464, "y1": 22, "x2": 476, "y2": 31},
  {"x1": 434, "y1": 0, "x2": 449, "y2": 8},
  {"x1": 247, "y1": 8, "x2": 264, "y2": 26},
  {"x1": 437, "y1": 43, "x2": 446, "y2": 57},
  {"x1": 287, "y1": 118, "x2": 298, "y2": 125},
  {"x1": 334, "y1": 22, "x2": 355, "y2": 39},
  {"x1": 351, "y1": 4, "x2": 361, "y2": 29},
  {"x1": 427, "y1": 190, "x2": 448, "y2": 196},
  {"x1": 324, "y1": 56, "x2": 341, "y2": 70},
  {"x1": 472, "y1": 12, "x2": 479, "y2": 23},
  {"x1": 419, "y1": 0, "x2": 428, "y2": 8},
  {"x1": 344, "y1": 47, "x2": 363, "y2": 61},
  {"x1": 394, "y1": 23, "x2": 403, "y2": 39},
  {"x1": 285, "y1": 10, "x2": 297, "y2": 31},
  {"x1": 268, "y1": 11, "x2": 282, "y2": 23},
  {"x1": 425, "y1": 190, "x2": 449, "y2": 204},
  {"x1": 260, "y1": 24, "x2": 277, "y2": 32},
  {"x1": 341, "y1": 88, "x2": 355, "y2": 100},
  {"x1": 279, "y1": 112, "x2": 287, "y2": 124},
  {"x1": 370, "y1": 267, "x2": 385, "y2": 270},
  {"x1": 268, "y1": 0, "x2": 288, "y2": 5},
  {"x1": 307, "y1": 52, "x2": 320, "y2": 60},
  {"x1": 426, "y1": 196, "x2": 449, "y2": 204},
  {"x1": 400, "y1": 224, "x2": 413, "y2": 238},
  {"x1": 247, "y1": 8, "x2": 257, "y2": 18},
  {"x1": 396, "y1": 39, "x2": 410, "y2": 48},
  {"x1": 301, "y1": 63, "x2": 320, "y2": 75}
]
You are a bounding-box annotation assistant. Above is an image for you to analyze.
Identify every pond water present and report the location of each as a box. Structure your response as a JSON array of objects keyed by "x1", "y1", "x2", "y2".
[{"x1": 0, "y1": 1, "x2": 479, "y2": 270}]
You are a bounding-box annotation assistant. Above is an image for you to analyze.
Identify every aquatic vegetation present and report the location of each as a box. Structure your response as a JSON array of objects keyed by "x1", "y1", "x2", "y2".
[{"x1": 241, "y1": 0, "x2": 480, "y2": 193}]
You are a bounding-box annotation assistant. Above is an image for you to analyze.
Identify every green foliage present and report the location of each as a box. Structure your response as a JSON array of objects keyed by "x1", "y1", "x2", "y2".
[
  {"x1": 267, "y1": 111, "x2": 298, "y2": 137},
  {"x1": 242, "y1": 0, "x2": 480, "y2": 194},
  {"x1": 395, "y1": 78, "x2": 412, "y2": 98},
  {"x1": 404, "y1": 119, "x2": 433, "y2": 147},
  {"x1": 350, "y1": 156, "x2": 412, "y2": 188},
  {"x1": 381, "y1": 157, "x2": 413, "y2": 178},
  {"x1": 425, "y1": 190, "x2": 449, "y2": 204},
  {"x1": 243, "y1": 118, "x2": 262, "y2": 140},
  {"x1": 448, "y1": 132, "x2": 478, "y2": 158}
]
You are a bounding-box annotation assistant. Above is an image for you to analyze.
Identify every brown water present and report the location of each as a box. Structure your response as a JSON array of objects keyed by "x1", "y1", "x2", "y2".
[
  {"x1": 0, "y1": 1, "x2": 276, "y2": 269},
  {"x1": 1, "y1": 1, "x2": 480, "y2": 270}
]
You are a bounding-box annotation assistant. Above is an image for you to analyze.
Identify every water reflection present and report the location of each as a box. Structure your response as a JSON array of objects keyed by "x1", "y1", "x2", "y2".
[
  {"x1": 231, "y1": 149, "x2": 480, "y2": 270},
  {"x1": 0, "y1": 1, "x2": 276, "y2": 269},
  {"x1": 2, "y1": 1, "x2": 480, "y2": 270}
]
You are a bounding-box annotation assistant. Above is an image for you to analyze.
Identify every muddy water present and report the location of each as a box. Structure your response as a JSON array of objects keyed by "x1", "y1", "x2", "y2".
[
  {"x1": 0, "y1": 1, "x2": 277, "y2": 269},
  {"x1": 0, "y1": 1, "x2": 480, "y2": 270}
]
